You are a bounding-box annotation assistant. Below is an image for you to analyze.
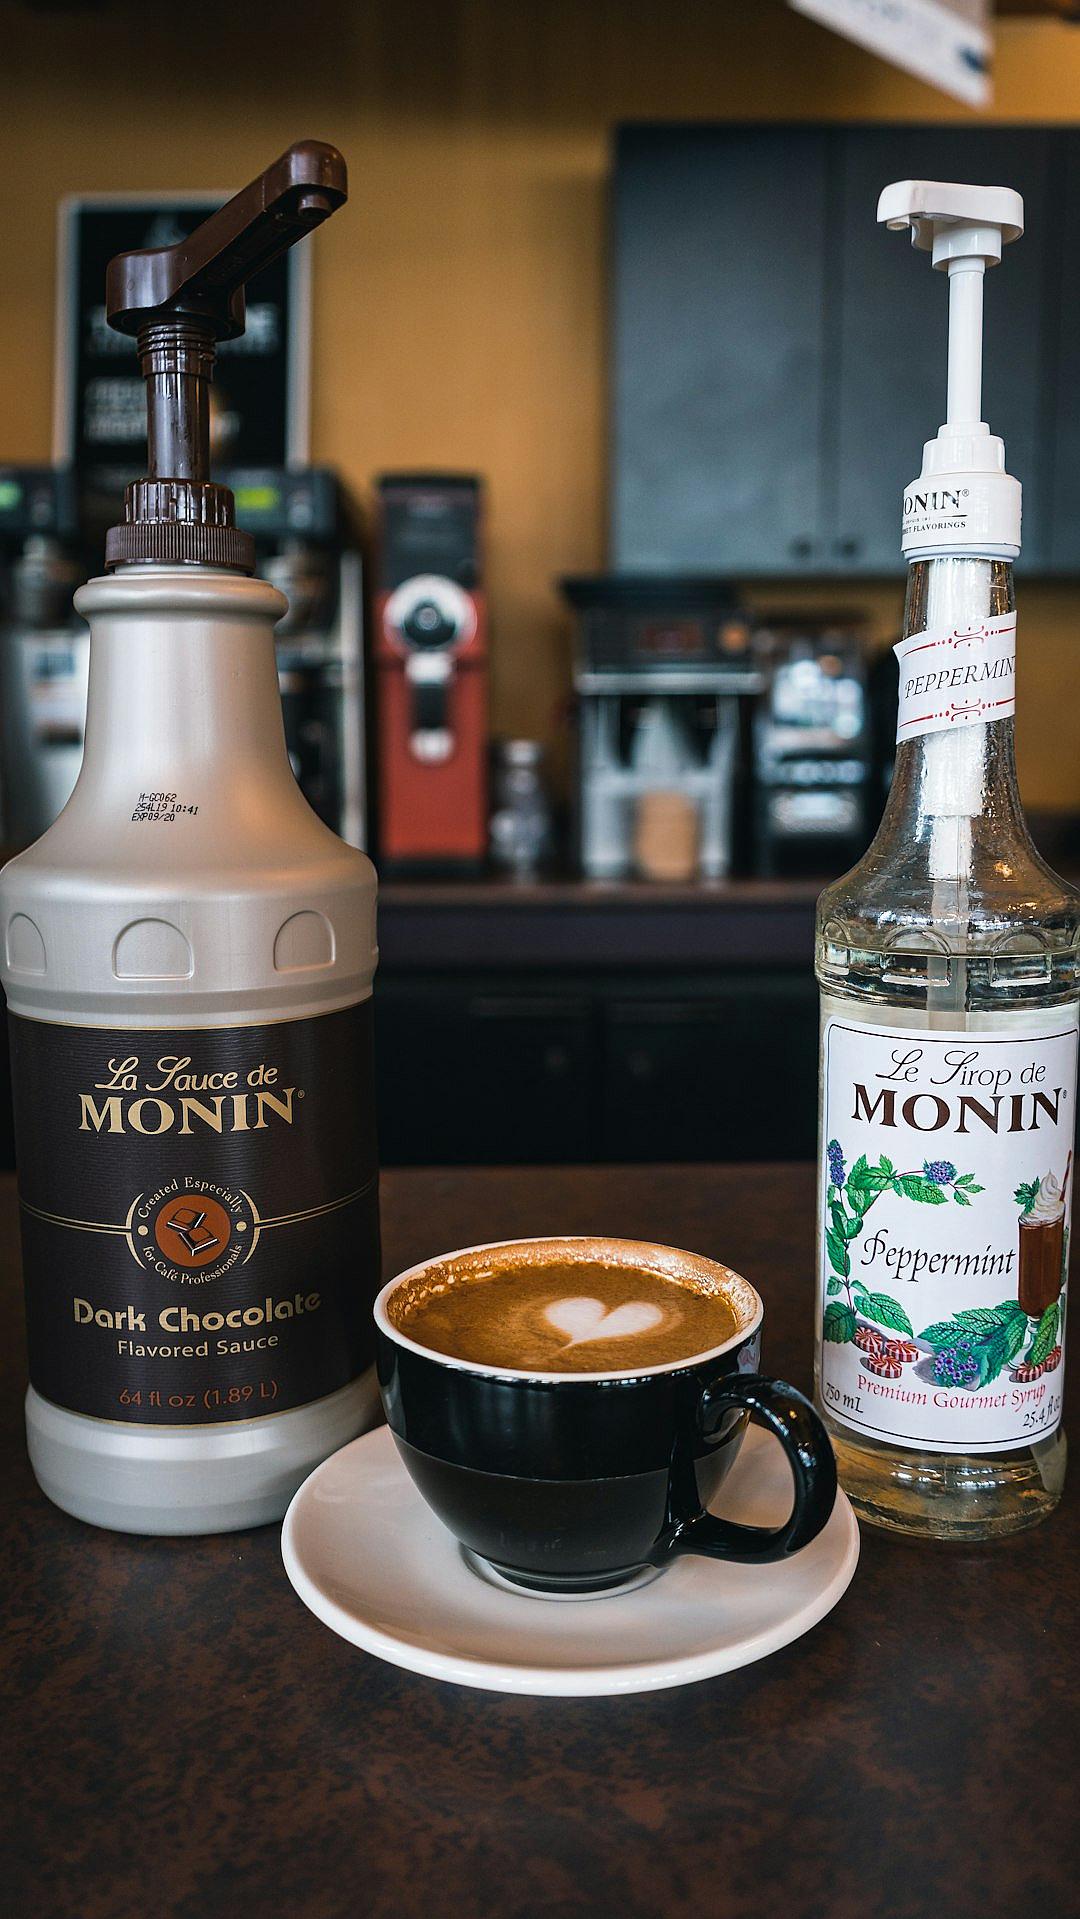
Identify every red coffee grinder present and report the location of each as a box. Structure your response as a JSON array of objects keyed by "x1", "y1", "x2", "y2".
[{"x1": 372, "y1": 473, "x2": 488, "y2": 870}]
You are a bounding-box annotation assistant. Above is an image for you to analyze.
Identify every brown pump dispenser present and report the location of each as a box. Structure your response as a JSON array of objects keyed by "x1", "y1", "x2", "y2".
[{"x1": 104, "y1": 140, "x2": 347, "y2": 573}]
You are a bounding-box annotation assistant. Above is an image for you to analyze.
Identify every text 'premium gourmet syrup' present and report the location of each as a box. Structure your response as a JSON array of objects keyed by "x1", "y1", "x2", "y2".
[
  {"x1": 814, "y1": 182, "x2": 1080, "y2": 1539},
  {"x1": 1, "y1": 144, "x2": 381, "y2": 1534}
]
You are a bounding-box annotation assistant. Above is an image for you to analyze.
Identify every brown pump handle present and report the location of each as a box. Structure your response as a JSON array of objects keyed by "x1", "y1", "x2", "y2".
[
  {"x1": 104, "y1": 141, "x2": 348, "y2": 572},
  {"x1": 106, "y1": 141, "x2": 347, "y2": 341}
]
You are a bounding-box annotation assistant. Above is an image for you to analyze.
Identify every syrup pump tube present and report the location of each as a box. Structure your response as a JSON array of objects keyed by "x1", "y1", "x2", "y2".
[
  {"x1": 814, "y1": 182, "x2": 1080, "y2": 1539},
  {"x1": 1, "y1": 145, "x2": 381, "y2": 1534}
]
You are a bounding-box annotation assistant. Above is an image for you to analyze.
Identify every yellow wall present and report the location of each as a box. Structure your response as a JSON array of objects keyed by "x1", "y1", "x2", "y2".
[{"x1": 2, "y1": 0, "x2": 1079, "y2": 805}]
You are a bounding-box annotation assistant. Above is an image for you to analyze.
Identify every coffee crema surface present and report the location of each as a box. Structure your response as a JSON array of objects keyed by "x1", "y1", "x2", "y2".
[{"x1": 387, "y1": 1241, "x2": 750, "y2": 1373}]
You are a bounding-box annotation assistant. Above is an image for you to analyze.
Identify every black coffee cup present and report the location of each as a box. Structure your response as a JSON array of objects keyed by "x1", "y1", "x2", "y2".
[{"x1": 375, "y1": 1237, "x2": 837, "y2": 1597}]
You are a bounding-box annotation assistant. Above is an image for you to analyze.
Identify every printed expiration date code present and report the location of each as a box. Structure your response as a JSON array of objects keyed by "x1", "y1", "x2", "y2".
[{"x1": 131, "y1": 791, "x2": 199, "y2": 823}]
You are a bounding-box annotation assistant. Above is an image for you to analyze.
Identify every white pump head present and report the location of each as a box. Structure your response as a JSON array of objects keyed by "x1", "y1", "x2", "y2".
[{"x1": 877, "y1": 180, "x2": 1024, "y2": 561}]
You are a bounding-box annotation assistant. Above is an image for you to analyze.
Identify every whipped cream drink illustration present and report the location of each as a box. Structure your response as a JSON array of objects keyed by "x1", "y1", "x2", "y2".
[{"x1": 1018, "y1": 1164, "x2": 1068, "y2": 1320}]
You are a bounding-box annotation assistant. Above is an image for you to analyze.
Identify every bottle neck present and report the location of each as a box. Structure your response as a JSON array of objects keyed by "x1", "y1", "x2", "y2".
[
  {"x1": 882, "y1": 555, "x2": 1028, "y2": 863},
  {"x1": 73, "y1": 569, "x2": 296, "y2": 803}
]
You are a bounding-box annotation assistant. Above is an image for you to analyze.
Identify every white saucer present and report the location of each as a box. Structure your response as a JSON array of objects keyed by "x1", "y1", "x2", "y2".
[{"x1": 281, "y1": 1423, "x2": 859, "y2": 1697}]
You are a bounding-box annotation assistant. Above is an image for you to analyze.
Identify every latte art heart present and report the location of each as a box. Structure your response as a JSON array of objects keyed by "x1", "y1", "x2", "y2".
[
  {"x1": 544, "y1": 1296, "x2": 665, "y2": 1346},
  {"x1": 390, "y1": 1255, "x2": 741, "y2": 1372}
]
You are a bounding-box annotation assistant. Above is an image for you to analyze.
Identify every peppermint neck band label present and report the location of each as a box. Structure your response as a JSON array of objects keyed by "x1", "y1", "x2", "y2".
[
  {"x1": 10, "y1": 1003, "x2": 380, "y2": 1426},
  {"x1": 818, "y1": 1014, "x2": 1076, "y2": 1455},
  {"x1": 894, "y1": 612, "x2": 1016, "y2": 744}
]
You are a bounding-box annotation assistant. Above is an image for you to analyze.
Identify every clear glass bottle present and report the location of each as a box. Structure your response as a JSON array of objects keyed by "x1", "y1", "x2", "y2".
[
  {"x1": 814, "y1": 179, "x2": 1080, "y2": 1539},
  {"x1": 815, "y1": 554, "x2": 1080, "y2": 1537}
]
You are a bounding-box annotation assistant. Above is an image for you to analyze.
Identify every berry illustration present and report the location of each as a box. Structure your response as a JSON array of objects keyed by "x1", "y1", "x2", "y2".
[
  {"x1": 864, "y1": 1354, "x2": 903, "y2": 1378},
  {"x1": 827, "y1": 1140, "x2": 846, "y2": 1190},
  {"x1": 854, "y1": 1325, "x2": 886, "y2": 1354},
  {"x1": 1013, "y1": 1361, "x2": 1045, "y2": 1383},
  {"x1": 933, "y1": 1343, "x2": 980, "y2": 1389},
  {"x1": 923, "y1": 1160, "x2": 958, "y2": 1187},
  {"x1": 885, "y1": 1339, "x2": 920, "y2": 1365}
]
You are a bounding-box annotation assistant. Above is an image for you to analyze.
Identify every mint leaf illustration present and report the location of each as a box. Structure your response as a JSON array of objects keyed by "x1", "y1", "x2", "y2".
[
  {"x1": 1030, "y1": 1303, "x2": 1060, "y2": 1369},
  {"x1": 954, "y1": 1307, "x2": 1014, "y2": 1335},
  {"x1": 1003, "y1": 1313, "x2": 1028, "y2": 1366},
  {"x1": 896, "y1": 1174, "x2": 948, "y2": 1205},
  {"x1": 851, "y1": 1277, "x2": 869, "y2": 1299},
  {"x1": 921, "y1": 1318, "x2": 965, "y2": 1350},
  {"x1": 862, "y1": 1292, "x2": 915, "y2": 1337},
  {"x1": 825, "y1": 1225, "x2": 850, "y2": 1279},
  {"x1": 976, "y1": 1318, "x2": 1025, "y2": 1388},
  {"x1": 921, "y1": 1309, "x2": 1027, "y2": 1383},
  {"x1": 823, "y1": 1302, "x2": 857, "y2": 1344},
  {"x1": 826, "y1": 1275, "x2": 845, "y2": 1296},
  {"x1": 861, "y1": 1168, "x2": 897, "y2": 1198},
  {"x1": 1014, "y1": 1180, "x2": 1040, "y2": 1213}
]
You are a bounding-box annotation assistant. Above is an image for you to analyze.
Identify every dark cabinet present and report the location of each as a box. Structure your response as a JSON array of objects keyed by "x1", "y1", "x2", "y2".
[
  {"x1": 612, "y1": 123, "x2": 1076, "y2": 578},
  {"x1": 602, "y1": 977, "x2": 818, "y2": 1162},
  {"x1": 1049, "y1": 136, "x2": 1080, "y2": 570},
  {"x1": 375, "y1": 983, "x2": 598, "y2": 1165},
  {"x1": 375, "y1": 971, "x2": 818, "y2": 1166},
  {"x1": 612, "y1": 126, "x2": 830, "y2": 575}
]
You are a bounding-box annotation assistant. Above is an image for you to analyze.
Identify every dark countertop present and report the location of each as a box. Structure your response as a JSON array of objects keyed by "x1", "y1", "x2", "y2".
[{"x1": 3, "y1": 1163, "x2": 1077, "y2": 1919}]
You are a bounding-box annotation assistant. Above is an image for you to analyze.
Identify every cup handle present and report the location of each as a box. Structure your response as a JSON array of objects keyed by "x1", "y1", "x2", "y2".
[{"x1": 656, "y1": 1374, "x2": 838, "y2": 1566}]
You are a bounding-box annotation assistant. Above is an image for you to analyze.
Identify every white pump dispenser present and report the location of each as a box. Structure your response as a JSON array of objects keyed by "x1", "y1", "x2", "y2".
[{"x1": 878, "y1": 180, "x2": 1024, "y2": 560}]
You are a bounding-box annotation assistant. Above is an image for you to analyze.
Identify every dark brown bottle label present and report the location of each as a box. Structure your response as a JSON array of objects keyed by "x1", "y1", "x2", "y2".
[{"x1": 10, "y1": 1004, "x2": 379, "y2": 1426}]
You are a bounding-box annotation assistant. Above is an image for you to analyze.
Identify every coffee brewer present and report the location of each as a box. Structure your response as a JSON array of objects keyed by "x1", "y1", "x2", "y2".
[
  {"x1": 228, "y1": 468, "x2": 366, "y2": 847},
  {"x1": 751, "y1": 615, "x2": 872, "y2": 878},
  {"x1": 0, "y1": 467, "x2": 88, "y2": 842},
  {"x1": 372, "y1": 473, "x2": 487, "y2": 870},
  {"x1": 564, "y1": 576, "x2": 761, "y2": 880}
]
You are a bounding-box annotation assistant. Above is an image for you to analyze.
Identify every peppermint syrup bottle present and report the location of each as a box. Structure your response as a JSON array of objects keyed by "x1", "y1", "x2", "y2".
[{"x1": 814, "y1": 182, "x2": 1080, "y2": 1537}]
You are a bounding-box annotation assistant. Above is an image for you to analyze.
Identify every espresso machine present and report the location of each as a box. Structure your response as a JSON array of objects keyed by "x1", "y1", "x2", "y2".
[
  {"x1": 564, "y1": 577, "x2": 762, "y2": 880},
  {"x1": 226, "y1": 468, "x2": 366, "y2": 847},
  {"x1": 0, "y1": 467, "x2": 88, "y2": 842},
  {"x1": 372, "y1": 473, "x2": 487, "y2": 870},
  {"x1": 751, "y1": 615, "x2": 872, "y2": 877}
]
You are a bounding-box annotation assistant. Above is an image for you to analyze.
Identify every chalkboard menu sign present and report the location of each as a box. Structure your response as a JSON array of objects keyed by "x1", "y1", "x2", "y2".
[{"x1": 54, "y1": 195, "x2": 309, "y2": 527}]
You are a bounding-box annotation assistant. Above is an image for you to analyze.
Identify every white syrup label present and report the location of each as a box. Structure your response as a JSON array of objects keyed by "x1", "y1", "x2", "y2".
[
  {"x1": 894, "y1": 612, "x2": 1015, "y2": 744},
  {"x1": 819, "y1": 1015, "x2": 1076, "y2": 1453}
]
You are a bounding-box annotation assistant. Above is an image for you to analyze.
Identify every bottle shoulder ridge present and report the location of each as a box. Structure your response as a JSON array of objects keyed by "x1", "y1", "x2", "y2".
[{"x1": 0, "y1": 830, "x2": 377, "y2": 906}]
